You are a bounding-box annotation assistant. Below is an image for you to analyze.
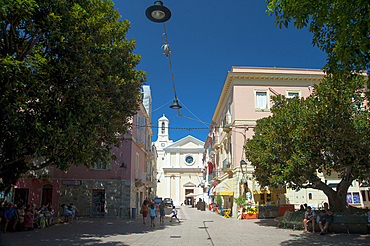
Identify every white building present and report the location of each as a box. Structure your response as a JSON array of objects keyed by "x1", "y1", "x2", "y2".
[{"x1": 153, "y1": 115, "x2": 205, "y2": 206}]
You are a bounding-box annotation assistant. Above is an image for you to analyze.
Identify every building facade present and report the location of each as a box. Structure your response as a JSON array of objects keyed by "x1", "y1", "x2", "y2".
[
  {"x1": 203, "y1": 67, "x2": 370, "y2": 215},
  {"x1": 203, "y1": 67, "x2": 324, "y2": 216},
  {"x1": 12, "y1": 86, "x2": 157, "y2": 218},
  {"x1": 154, "y1": 115, "x2": 205, "y2": 206}
]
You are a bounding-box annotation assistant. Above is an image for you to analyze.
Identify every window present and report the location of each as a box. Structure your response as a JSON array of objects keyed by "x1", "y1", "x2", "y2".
[
  {"x1": 255, "y1": 90, "x2": 268, "y2": 110},
  {"x1": 347, "y1": 192, "x2": 361, "y2": 204},
  {"x1": 161, "y1": 122, "x2": 165, "y2": 134},
  {"x1": 353, "y1": 192, "x2": 361, "y2": 204},
  {"x1": 286, "y1": 90, "x2": 300, "y2": 98},
  {"x1": 136, "y1": 153, "x2": 139, "y2": 179},
  {"x1": 136, "y1": 114, "x2": 140, "y2": 143},
  {"x1": 267, "y1": 193, "x2": 271, "y2": 202},
  {"x1": 94, "y1": 159, "x2": 111, "y2": 170},
  {"x1": 260, "y1": 194, "x2": 265, "y2": 203},
  {"x1": 361, "y1": 191, "x2": 367, "y2": 202},
  {"x1": 308, "y1": 193, "x2": 312, "y2": 200}
]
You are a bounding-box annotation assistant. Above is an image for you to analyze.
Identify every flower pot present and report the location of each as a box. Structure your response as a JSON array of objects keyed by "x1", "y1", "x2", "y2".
[{"x1": 243, "y1": 213, "x2": 258, "y2": 219}]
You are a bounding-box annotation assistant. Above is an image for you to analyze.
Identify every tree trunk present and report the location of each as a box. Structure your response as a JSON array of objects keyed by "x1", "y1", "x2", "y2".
[
  {"x1": 313, "y1": 176, "x2": 351, "y2": 212},
  {"x1": 325, "y1": 189, "x2": 348, "y2": 212}
]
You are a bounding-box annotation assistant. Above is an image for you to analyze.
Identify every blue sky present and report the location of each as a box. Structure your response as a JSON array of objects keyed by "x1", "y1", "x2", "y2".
[{"x1": 115, "y1": 0, "x2": 327, "y2": 142}]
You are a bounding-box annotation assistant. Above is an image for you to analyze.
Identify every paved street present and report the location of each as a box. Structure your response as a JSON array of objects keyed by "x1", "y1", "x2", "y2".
[{"x1": 1, "y1": 205, "x2": 369, "y2": 246}]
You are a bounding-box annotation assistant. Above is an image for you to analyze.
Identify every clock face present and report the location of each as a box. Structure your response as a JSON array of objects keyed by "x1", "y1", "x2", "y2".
[
  {"x1": 161, "y1": 143, "x2": 165, "y2": 147},
  {"x1": 185, "y1": 155, "x2": 194, "y2": 165}
]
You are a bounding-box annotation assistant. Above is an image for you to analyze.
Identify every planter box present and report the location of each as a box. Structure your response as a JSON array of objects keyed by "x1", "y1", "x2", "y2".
[{"x1": 243, "y1": 214, "x2": 258, "y2": 219}]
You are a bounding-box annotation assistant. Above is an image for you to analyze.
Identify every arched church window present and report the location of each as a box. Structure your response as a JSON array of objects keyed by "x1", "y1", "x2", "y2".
[{"x1": 161, "y1": 122, "x2": 165, "y2": 134}]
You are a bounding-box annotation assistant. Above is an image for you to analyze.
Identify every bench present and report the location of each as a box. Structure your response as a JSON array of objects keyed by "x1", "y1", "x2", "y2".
[
  {"x1": 275, "y1": 210, "x2": 369, "y2": 234},
  {"x1": 329, "y1": 212, "x2": 368, "y2": 234},
  {"x1": 274, "y1": 210, "x2": 294, "y2": 228}
]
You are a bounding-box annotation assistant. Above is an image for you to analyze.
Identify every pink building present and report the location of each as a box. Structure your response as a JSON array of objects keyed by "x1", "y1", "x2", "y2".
[
  {"x1": 203, "y1": 67, "x2": 324, "y2": 216},
  {"x1": 14, "y1": 86, "x2": 157, "y2": 218}
]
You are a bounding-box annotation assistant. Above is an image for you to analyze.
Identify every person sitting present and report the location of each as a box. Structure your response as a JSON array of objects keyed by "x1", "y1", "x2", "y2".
[
  {"x1": 23, "y1": 205, "x2": 34, "y2": 231},
  {"x1": 46, "y1": 203, "x2": 54, "y2": 226},
  {"x1": 3, "y1": 202, "x2": 18, "y2": 232},
  {"x1": 303, "y1": 206, "x2": 315, "y2": 233},
  {"x1": 319, "y1": 202, "x2": 333, "y2": 235},
  {"x1": 31, "y1": 203, "x2": 42, "y2": 229},
  {"x1": 17, "y1": 203, "x2": 25, "y2": 231},
  {"x1": 70, "y1": 203, "x2": 78, "y2": 220}
]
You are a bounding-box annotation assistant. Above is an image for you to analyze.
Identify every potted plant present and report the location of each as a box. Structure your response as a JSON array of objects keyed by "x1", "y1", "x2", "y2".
[{"x1": 243, "y1": 202, "x2": 258, "y2": 219}]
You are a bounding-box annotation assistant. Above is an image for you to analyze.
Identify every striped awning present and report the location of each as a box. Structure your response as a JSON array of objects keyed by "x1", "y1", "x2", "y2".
[{"x1": 214, "y1": 178, "x2": 238, "y2": 196}]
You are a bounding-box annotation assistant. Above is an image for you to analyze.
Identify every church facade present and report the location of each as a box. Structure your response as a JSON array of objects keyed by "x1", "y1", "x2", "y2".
[{"x1": 154, "y1": 115, "x2": 205, "y2": 206}]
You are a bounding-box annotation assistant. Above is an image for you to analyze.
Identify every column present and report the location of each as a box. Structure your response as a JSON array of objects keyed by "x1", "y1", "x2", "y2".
[
  {"x1": 166, "y1": 176, "x2": 171, "y2": 198},
  {"x1": 176, "y1": 152, "x2": 180, "y2": 167},
  {"x1": 176, "y1": 175, "x2": 180, "y2": 206}
]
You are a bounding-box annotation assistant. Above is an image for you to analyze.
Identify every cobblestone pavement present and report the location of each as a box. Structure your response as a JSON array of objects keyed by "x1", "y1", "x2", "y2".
[{"x1": 1, "y1": 205, "x2": 369, "y2": 246}]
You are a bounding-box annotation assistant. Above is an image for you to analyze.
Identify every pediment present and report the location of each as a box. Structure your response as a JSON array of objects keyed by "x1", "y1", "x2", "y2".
[
  {"x1": 183, "y1": 181, "x2": 196, "y2": 187},
  {"x1": 165, "y1": 135, "x2": 204, "y2": 149}
]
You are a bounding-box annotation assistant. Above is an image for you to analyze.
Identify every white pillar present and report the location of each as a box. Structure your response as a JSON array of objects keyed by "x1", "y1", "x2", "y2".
[
  {"x1": 166, "y1": 176, "x2": 171, "y2": 198},
  {"x1": 166, "y1": 152, "x2": 170, "y2": 167},
  {"x1": 176, "y1": 152, "x2": 180, "y2": 167},
  {"x1": 176, "y1": 175, "x2": 180, "y2": 205}
]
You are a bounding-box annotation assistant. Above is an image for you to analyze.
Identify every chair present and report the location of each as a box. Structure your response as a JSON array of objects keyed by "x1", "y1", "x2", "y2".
[{"x1": 223, "y1": 209, "x2": 231, "y2": 218}]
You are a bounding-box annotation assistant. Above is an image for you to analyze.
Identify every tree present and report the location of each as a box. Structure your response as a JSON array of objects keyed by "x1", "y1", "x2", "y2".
[
  {"x1": 266, "y1": 0, "x2": 370, "y2": 73},
  {"x1": 0, "y1": 0, "x2": 146, "y2": 193},
  {"x1": 245, "y1": 73, "x2": 370, "y2": 211}
]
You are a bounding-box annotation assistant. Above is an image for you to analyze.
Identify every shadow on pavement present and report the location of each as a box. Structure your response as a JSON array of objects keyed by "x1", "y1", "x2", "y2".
[
  {"x1": 254, "y1": 218, "x2": 279, "y2": 227},
  {"x1": 280, "y1": 233, "x2": 370, "y2": 246},
  {"x1": 0, "y1": 215, "x2": 183, "y2": 246}
]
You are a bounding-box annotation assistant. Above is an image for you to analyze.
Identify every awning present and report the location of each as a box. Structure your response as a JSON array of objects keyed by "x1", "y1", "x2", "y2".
[
  {"x1": 186, "y1": 193, "x2": 202, "y2": 197},
  {"x1": 253, "y1": 189, "x2": 285, "y2": 194},
  {"x1": 214, "y1": 178, "x2": 237, "y2": 196}
]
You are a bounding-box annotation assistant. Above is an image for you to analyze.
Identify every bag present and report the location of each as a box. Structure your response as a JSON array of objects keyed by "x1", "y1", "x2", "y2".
[
  {"x1": 40, "y1": 217, "x2": 46, "y2": 228},
  {"x1": 140, "y1": 209, "x2": 142, "y2": 214}
]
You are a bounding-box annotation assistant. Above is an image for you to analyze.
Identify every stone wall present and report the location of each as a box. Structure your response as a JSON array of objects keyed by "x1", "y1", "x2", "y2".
[{"x1": 58, "y1": 179, "x2": 134, "y2": 218}]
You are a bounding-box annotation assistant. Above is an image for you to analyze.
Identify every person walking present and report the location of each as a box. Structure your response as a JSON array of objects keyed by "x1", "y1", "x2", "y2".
[
  {"x1": 169, "y1": 206, "x2": 180, "y2": 223},
  {"x1": 142, "y1": 200, "x2": 149, "y2": 224},
  {"x1": 159, "y1": 201, "x2": 166, "y2": 223},
  {"x1": 148, "y1": 203, "x2": 157, "y2": 227}
]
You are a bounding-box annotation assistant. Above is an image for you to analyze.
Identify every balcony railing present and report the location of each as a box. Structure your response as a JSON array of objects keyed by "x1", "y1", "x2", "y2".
[{"x1": 222, "y1": 159, "x2": 231, "y2": 171}]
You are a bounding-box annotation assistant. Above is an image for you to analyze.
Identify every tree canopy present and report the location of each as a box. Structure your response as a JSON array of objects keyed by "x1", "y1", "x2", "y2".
[
  {"x1": 245, "y1": 73, "x2": 370, "y2": 211},
  {"x1": 266, "y1": 0, "x2": 370, "y2": 73},
  {"x1": 255, "y1": 0, "x2": 370, "y2": 211},
  {"x1": 0, "y1": 0, "x2": 146, "y2": 193}
]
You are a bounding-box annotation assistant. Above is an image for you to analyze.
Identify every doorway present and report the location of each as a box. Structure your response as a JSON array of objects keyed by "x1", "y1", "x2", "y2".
[
  {"x1": 14, "y1": 188, "x2": 29, "y2": 206},
  {"x1": 91, "y1": 189, "x2": 105, "y2": 217},
  {"x1": 185, "y1": 189, "x2": 194, "y2": 205},
  {"x1": 42, "y1": 184, "x2": 53, "y2": 205}
]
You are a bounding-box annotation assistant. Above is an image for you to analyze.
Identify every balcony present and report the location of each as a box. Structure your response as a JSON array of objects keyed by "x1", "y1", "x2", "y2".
[{"x1": 222, "y1": 159, "x2": 231, "y2": 171}]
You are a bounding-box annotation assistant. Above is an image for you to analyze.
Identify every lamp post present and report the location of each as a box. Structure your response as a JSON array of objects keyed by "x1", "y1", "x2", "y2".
[{"x1": 145, "y1": 1, "x2": 182, "y2": 110}]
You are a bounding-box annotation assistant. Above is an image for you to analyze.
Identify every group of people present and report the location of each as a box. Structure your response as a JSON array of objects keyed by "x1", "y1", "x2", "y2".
[
  {"x1": 303, "y1": 202, "x2": 333, "y2": 235},
  {"x1": 2, "y1": 201, "x2": 54, "y2": 232},
  {"x1": 60, "y1": 203, "x2": 78, "y2": 224},
  {"x1": 141, "y1": 199, "x2": 180, "y2": 227}
]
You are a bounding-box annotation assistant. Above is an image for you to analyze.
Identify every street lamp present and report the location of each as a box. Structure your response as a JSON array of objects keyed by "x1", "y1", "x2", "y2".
[
  {"x1": 145, "y1": 1, "x2": 171, "y2": 23},
  {"x1": 146, "y1": 1, "x2": 182, "y2": 110}
]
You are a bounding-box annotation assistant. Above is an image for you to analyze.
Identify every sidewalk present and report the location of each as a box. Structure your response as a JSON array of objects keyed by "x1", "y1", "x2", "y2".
[{"x1": 1, "y1": 205, "x2": 369, "y2": 246}]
